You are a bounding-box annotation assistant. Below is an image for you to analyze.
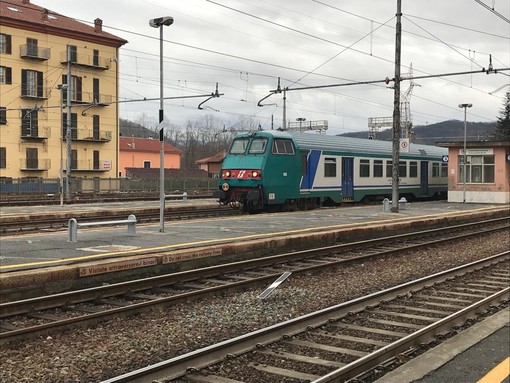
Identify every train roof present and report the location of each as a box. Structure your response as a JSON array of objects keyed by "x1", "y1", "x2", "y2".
[{"x1": 235, "y1": 130, "x2": 447, "y2": 159}]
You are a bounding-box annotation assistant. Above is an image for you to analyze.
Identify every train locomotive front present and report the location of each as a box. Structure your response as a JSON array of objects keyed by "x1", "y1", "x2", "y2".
[{"x1": 214, "y1": 131, "x2": 301, "y2": 212}]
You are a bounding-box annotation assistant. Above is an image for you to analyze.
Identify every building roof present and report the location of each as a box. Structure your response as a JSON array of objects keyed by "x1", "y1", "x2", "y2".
[
  {"x1": 196, "y1": 151, "x2": 225, "y2": 165},
  {"x1": 437, "y1": 141, "x2": 510, "y2": 148},
  {"x1": 120, "y1": 136, "x2": 182, "y2": 155},
  {"x1": 0, "y1": 0, "x2": 127, "y2": 47}
]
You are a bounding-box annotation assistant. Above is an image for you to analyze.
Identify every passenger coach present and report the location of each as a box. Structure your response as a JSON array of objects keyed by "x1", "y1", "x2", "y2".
[{"x1": 214, "y1": 131, "x2": 448, "y2": 212}]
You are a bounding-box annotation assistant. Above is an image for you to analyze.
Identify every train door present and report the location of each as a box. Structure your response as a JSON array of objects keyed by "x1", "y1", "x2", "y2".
[
  {"x1": 420, "y1": 161, "x2": 429, "y2": 195},
  {"x1": 342, "y1": 157, "x2": 354, "y2": 199}
]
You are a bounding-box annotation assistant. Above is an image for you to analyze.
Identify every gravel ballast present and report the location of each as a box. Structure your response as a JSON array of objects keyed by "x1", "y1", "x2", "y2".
[{"x1": 0, "y1": 230, "x2": 508, "y2": 382}]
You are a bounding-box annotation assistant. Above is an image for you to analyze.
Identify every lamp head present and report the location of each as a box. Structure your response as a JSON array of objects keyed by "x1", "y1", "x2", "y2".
[
  {"x1": 458, "y1": 103, "x2": 473, "y2": 108},
  {"x1": 150, "y1": 16, "x2": 174, "y2": 28}
]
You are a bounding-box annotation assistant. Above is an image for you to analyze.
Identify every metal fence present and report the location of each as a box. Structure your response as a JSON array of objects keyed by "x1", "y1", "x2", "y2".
[{"x1": 0, "y1": 177, "x2": 218, "y2": 194}]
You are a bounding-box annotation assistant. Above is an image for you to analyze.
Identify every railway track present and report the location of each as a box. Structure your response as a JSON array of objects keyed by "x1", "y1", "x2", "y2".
[
  {"x1": 1, "y1": 217, "x2": 507, "y2": 346},
  {"x1": 0, "y1": 192, "x2": 214, "y2": 207},
  {"x1": 103, "y1": 251, "x2": 508, "y2": 383},
  {"x1": 0, "y1": 205, "x2": 242, "y2": 235}
]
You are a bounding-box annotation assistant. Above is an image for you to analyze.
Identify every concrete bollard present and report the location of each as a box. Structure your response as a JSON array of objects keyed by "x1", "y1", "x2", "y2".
[
  {"x1": 68, "y1": 218, "x2": 78, "y2": 242},
  {"x1": 382, "y1": 198, "x2": 391, "y2": 211},
  {"x1": 399, "y1": 197, "x2": 407, "y2": 210}
]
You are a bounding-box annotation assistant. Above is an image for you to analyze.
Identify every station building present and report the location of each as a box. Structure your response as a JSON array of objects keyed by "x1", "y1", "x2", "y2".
[
  {"x1": 437, "y1": 140, "x2": 510, "y2": 204},
  {"x1": 0, "y1": 0, "x2": 127, "y2": 182}
]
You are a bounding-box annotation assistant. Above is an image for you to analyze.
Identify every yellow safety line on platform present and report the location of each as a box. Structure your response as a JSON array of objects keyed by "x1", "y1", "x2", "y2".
[
  {"x1": 1, "y1": 206, "x2": 507, "y2": 270},
  {"x1": 476, "y1": 356, "x2": 510, "y2": 383}
]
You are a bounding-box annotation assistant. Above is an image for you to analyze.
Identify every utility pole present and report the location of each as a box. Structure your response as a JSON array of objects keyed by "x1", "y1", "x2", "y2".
[
  {"x1": 66, "y1": 46, "x2": 72, "y2": 202},
  {"x1": 282, "y1": 88, "x2": 287, "y2": 131},
  {"x1": 391, "y1": 0, "x2": 402, "y2": 213}
]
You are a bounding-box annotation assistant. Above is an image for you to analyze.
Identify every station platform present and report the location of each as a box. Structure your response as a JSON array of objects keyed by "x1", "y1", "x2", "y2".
[
  {"x1": 1, "y1": 199, "x2": 509, "y2": 382},
  {"x1": 1, "y1": 200, "x2": 508, "y2": 288}
]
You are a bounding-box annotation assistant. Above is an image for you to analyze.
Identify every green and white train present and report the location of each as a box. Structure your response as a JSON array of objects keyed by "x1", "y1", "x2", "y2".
[{"x1": 214, "y1": 130, "x2": 448, "y2": 212}]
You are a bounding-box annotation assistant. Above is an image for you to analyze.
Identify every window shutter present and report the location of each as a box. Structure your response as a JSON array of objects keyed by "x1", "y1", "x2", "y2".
[
  {"x1": 37, "y1": 71, "x2": 43, "y2": 97},
  {"x1": 6, "y1": 35, "x2": 11, "y2": 54},
  {"x1": 21, "y1": 69, "x2": 27, "y2": 95},
  {"x1": 5, "y1": 67, "x2": 11, "y2": 84}
]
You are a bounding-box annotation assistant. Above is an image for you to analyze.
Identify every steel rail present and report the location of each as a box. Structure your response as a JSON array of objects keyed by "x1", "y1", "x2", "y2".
[
  {"x1": 99, "y1": 251, "x2": 509, "y2": 383},
  {"x1": 0, "y1": 220, "x2": 507, "y2": 347},
  {"x1": 2, "y1": 217, "x2": 507, "y2": 317}
]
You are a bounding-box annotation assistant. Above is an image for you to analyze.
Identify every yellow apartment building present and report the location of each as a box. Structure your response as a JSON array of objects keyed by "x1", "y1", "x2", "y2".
[{"x1": 0, "y1": 0, "x2": 127, "y2": 186}]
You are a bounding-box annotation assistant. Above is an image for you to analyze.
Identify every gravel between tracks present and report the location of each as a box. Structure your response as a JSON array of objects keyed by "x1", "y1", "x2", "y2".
[{"x1": 1, "y1": 231, "x2": 509, "y2": 382}]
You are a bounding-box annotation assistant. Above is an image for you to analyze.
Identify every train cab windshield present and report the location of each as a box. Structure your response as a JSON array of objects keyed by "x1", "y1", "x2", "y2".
[{"x1": 229, "y1": 137, "x2": 268, "y2": 155}]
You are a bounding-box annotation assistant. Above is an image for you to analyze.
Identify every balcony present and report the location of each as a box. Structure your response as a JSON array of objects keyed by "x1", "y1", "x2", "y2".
[
  {"x1": 21, "y1": 126, "x2": 50, "y2": 140},
  {"x1": 60, "y1": 51, "x2": 110, "y2": 69},
  {"x1": 70, "y1": 159, "x2": 109, "y2": 172},
  {"x1": 20, "y1": 158, "x2": 50, "y2": 171},
  {"x1": 63, "y1": 128, "x2": 112, "y2": 142},
  {"x1": 20, "y1": 44, "x2": 51, "y2": 60},
  {"x1": 20, "y1": 86, "x2": 49, "y2": 100},
  {"x1": 69, "y1": 92, "x2": 112, "y2": 106}
]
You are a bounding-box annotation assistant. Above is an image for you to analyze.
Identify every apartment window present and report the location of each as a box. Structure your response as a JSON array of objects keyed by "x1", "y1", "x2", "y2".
[
  {"x1": 459, "y1": 155, "x2": 494, "y2": 183},
  {"x1": 21, "y1": 69, "x2": 44, "y2": 97},
  {"x1": 0, "y1": 107, "x2": 6, "y2": 124},
  {"x1": 399, "y1": 161, "x2": 407, "y2": 178},
  {"x1": 26, "y1": 148, "x2": 38, "y2": 169},
  {"x1": 93, "y1": 150, "x2": 100, "y2": 170},
  {"x1": 324, "y1": 158, "x2": 336, "y2": 177},
  {"x1": 93, "y1": 49, "x2": 99, "y2": 66},
  {"x1": 409, "y1": 161, "x2": 418, "y2": 178},
  {"x1": 93, "y1": 115, "x2": 100, "y2": 140},
  {"x1": 67, "y1": 45, "x2": 77, "y2": 62},
  {"x1": 386, "y1": 160, "x2": 392, "y2": 178},
  {"x1": 0, "y1": 147, "x2": 6, "y2": 168},
  {"x1": 21, "y1": 109, "x2": 38, "y2": 137},
  {"x1": 26, "y1": 38, "x2": 38, "y2": 56},
  {"x1": 0, "y1": 66, "x2": 12, "y2": 84},
  {"x1": 62, "y1": 75, "x2": 82, "y2": 102},
  {"x1": 143, "y1": 161, "x2": 151, "y2": 169},
  {"x1": 373, "y1": 160, "x2": 383, "y2": 177},
  {"x1": 359, "y1": 159, "x2": 370, "y2": 177},
  {"x1": 0, "y1": 33, "x2": 12, "y2": 54},
  {"x1": 63, "y1": 113, "x2": 78, "y2": 139}
]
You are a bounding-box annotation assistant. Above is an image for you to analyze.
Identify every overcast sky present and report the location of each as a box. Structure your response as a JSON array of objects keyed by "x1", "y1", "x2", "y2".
[{"x1": 34, "y1": 0, "x2": 510, "y2": 135}]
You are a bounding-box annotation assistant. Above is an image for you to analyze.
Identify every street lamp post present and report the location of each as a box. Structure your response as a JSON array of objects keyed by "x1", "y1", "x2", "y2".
[
  {"x1": 150, "y1": 16, "x2": 174, "y2": 233},
  {"x1": 458, "y1": 103, "x2": 472, "y2": 203}
]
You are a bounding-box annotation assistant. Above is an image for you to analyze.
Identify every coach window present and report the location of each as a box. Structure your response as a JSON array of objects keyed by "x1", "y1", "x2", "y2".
[
  {"x1": 373, "y1": 160, "x2": 383, "y2": 177},
  {"x1": 272, "y1": 139, "x2": 295, "y2": 155},
  {"x1": 409, "y1": 161, "x2": 418, "y2": 177},
  {"x1": 360, "y1": 159, "x2": 370, "y2": 177},
  {"x1": 432, "y1": 162, "x2": 440, "y2": 177},
  {"x1": 441, "y1": 163, "x2": 448, "y2": 178},
  {"x1": 248, "y1": 138, "x2": 268, "y2": 154},
  {"x1": 324, "y1": 158, "x2": 336, "y2": 177},
  {"x1": 229, "y1": 138, "x2": 249, "y2": 154},
  {"x1": 386, "y1": 160, "x2": 392, "y2": 178},
  {"x1": 399, "y1": 161, "x2": 407, "y2": 177}
]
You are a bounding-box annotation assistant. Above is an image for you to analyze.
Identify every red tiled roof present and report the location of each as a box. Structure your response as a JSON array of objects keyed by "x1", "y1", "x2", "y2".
[
  {"x1": 0, "y1": 0, "x2": 127, "y2": 47},
  {"x1": 196, "y1": 151, "x2": 225, "y2": 164},
  {"x1": 120, "y1": 136, "x2": 182, "y2": 155}
]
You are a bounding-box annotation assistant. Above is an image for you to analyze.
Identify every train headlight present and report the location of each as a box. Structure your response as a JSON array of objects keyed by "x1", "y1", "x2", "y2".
[
  {"x1": 251, "y1": 170, "x2": 259, "y2": 178},
  {"x1": 224, "y1": 170, "x2": 231, "y2": 178},
  {"x1": 221, "y1": 183, "x2": 230, "y2": 191}
]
